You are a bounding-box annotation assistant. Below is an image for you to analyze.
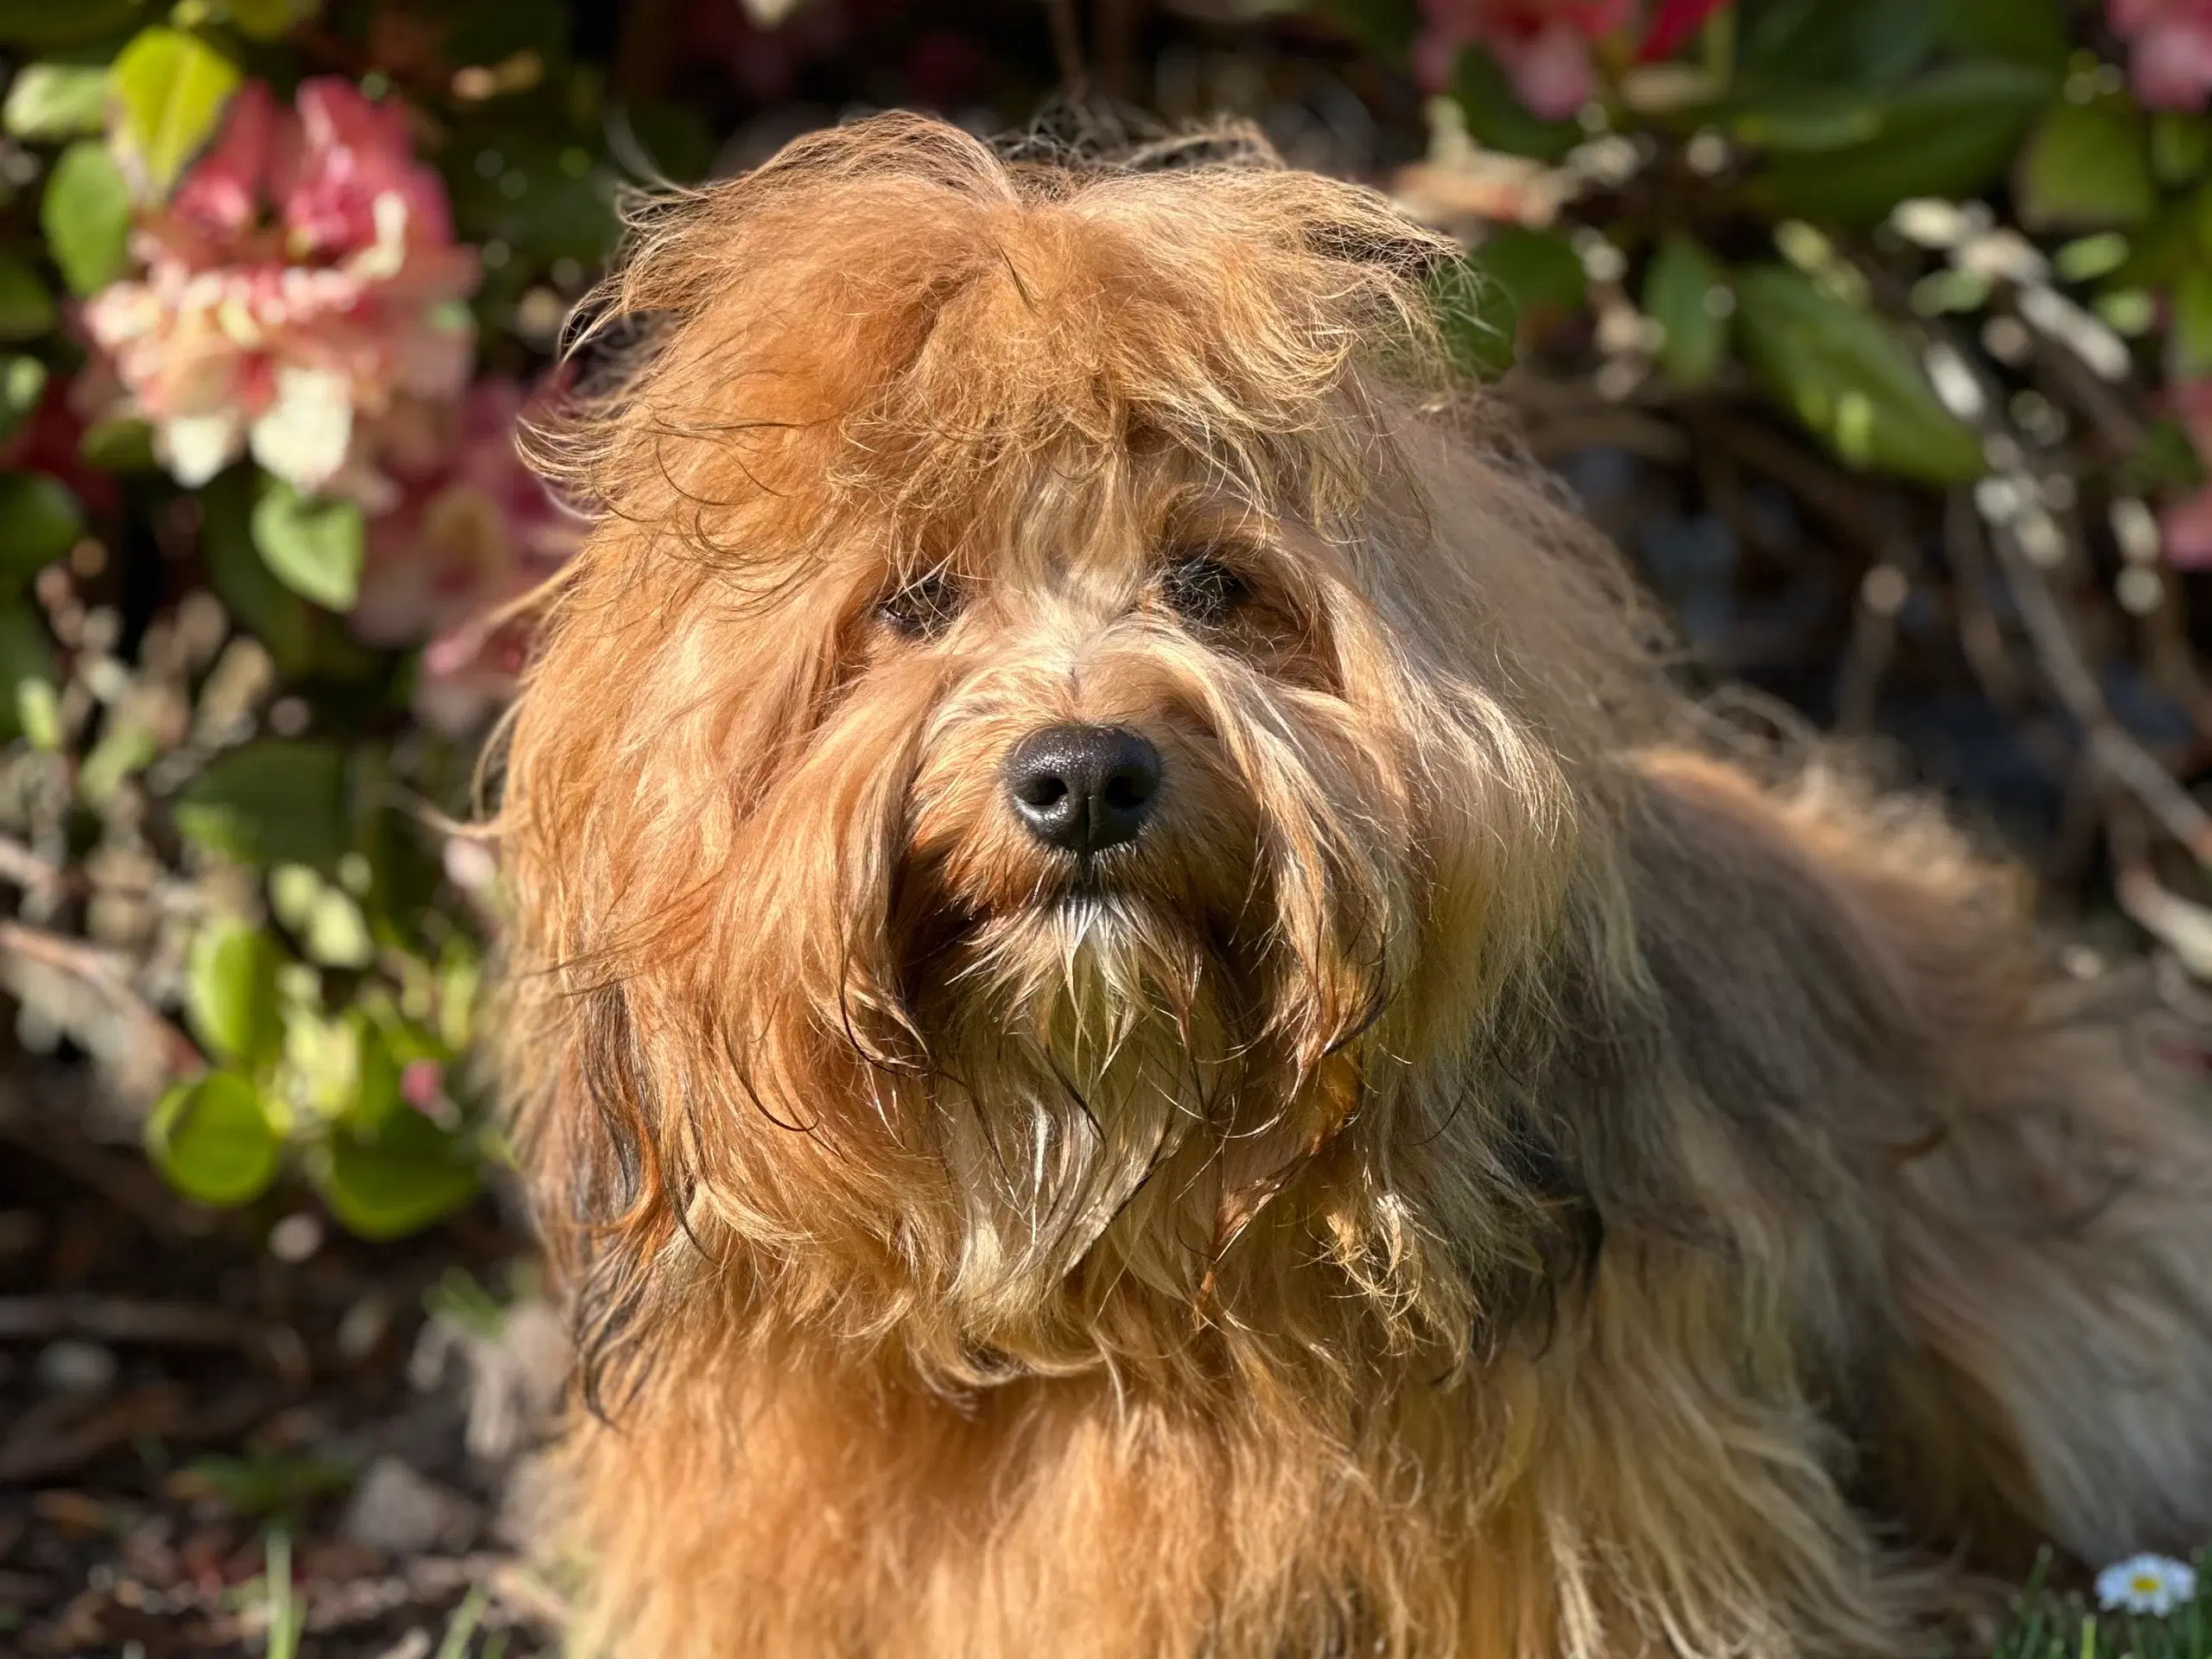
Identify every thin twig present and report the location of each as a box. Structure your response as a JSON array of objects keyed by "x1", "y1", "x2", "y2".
[
  {"x1": 0, "y1": 920, "x2": 202, "y2": 1077},
  {"x1": 0, "y1": 1294, "x2": 255, "y2": 1346}
]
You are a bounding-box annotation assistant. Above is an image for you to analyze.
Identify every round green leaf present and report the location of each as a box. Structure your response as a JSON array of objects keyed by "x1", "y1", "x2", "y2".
[
  {"x1": 0, "y1": 601, "x2": 58, "y2": 742},
  {"x1": 109, "y1": 26, "x2": 240, "y2": 197},
  {"x1": 1733, "y1": 264, "x2": 1986, "y2": 487},
  {"x1": 315, "y1": 1109, "x2": 479, "y2": 1241},
  {"x1": 175, "y1": 740, "x2": 351, "y2": 868},
  {"x1": 41, "y1": 140, "x2": 131, "y2": 296},
  {"x1": 147, "y1": 1071, "x2": 283, "y2": 1207},
  {"x1": 1739, "y1": 0, "x2": 1937, "y2": 86},
  {"x1": 0, "y1": 358, "x2": 48, "y2": 445},
  {"x1": 1467, "y1": 228, "x2": 1586, "y2": 329},
  {"x1": 79, "y1": 414, "x2": 156, "y2": 471},
  {"x1": 2018, "y1": 99, "x2": 2157, "y2": 232},
  {"x1": 303, "y1": 887, "x2": 373, "y2": 969},
  {"x1": 251, "y1": 481, "x2": 363, "y2": 613},
  {"x1": 1745, "y1": 64, "x2": 2054, "y2": 226},
  {"x1": 2154, "y1": 113, "x2": 2212, "y2": 188},
  {"x1": 222, "y1": 0, "x2": 319, "y2": 41},
  {"x1": 1644, "y1": 235, "x2": 1731, "y2": 390},
  {"x1": 1450, "y1": 46, "x2": 1580, "y2": 162},
  {"x1": 1427, "y1": 252, "x2": 1516, "y2": 378},
  {"x1": 185, "y1": 916, "x2": 283, "y2": 1069},
  {"x1": 0, "y1": 255, "x2": 56, "y2": 340},
  {"x1": 3, "y1": 63, "x2": 111, "y2": 140},
  {"x1": 0, "y1": 470, "x2": 83, "y2": 587}
]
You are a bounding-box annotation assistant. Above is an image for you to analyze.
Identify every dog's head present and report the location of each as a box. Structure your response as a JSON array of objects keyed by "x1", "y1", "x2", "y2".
[{"x1": 494, "y1": 115, "x2": 1661, "y2": 1387}]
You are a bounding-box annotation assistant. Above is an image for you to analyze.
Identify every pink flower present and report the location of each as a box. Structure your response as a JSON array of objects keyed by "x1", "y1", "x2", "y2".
[
  {"x1": 1414, "y1": 0, "x2": 1729, "y2": 114},
  {"x1": 2112, "y1": 0, "x2": 2212, "y2": 110},
  {"x1": 80, "y1": 78, "x2": 478, "y2": 499},
  {"x1": 352, "y1": 377, "x2": 582, "y2": 733},
  {"x1": 400, "y1": 1058, "x2": 445, "y2": 1112}
]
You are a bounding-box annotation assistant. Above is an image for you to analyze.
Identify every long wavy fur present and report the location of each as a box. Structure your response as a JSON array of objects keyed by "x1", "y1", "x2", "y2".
[{"x1": 486, "y1": 114, "x2": 2212, "y2": 1657}]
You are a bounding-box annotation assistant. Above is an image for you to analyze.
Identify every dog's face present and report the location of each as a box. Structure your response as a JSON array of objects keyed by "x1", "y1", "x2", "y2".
[{"x1": 498, "y1": 118, "x2": 1653, "y2": 1373}]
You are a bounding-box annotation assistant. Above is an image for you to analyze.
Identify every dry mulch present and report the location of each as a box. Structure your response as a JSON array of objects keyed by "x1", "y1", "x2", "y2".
[{"x1": 0, "y1": 1067, "x2": 563, "y2": 1658}]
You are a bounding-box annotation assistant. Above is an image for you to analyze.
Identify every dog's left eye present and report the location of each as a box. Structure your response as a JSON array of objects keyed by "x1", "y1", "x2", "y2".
[
  {"x1": 877, "y1": 571, "x2": 963, "y2": 640},
  {"x1": 1160, "y1": 555, "x2": 1251, "y2": 626}
]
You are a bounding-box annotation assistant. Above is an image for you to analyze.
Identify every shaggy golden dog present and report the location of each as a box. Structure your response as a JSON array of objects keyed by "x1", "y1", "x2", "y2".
[{"x1": 488, "y1": 113, "x2": 2212, "y2": 1657}]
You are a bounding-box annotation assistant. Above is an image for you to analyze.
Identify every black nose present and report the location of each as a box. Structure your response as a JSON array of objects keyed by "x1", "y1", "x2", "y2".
[{"x1": 1003, "y1": 725, "x2": 1162, "y2": 856}]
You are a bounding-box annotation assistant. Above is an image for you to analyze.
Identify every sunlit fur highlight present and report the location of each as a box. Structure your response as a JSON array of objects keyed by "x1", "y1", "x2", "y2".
[{"x1": 488, "y1": 115, "x2": 2212, "y2": 1658}]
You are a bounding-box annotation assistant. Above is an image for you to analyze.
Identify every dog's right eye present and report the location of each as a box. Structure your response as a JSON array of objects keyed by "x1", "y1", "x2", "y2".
[
  {"x1": 877, "y1": 571, "x2": 963, "y2": 640},
  {"x1": 1160, "y1": 554, "x2": 1252, "y2": 627}
]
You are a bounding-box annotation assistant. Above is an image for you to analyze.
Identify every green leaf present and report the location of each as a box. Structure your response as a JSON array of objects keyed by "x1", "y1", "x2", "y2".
[
  {"x1": 2175, "y1": 270, "x2": 2212, "y2": 380},
  {"x1": 1738, "y1": 0, "x2": 1939, "y2": 88},
  {"x1": 1937, "y1": 0, "x2": 2068, "y2": 73},
  {"x1": 185, "y1": 916, "x2": 283, "y2": 1070},
  {"x1": 175, "y1": 739, "x2": 351, "y2": 868},
  {"x1": 203, "y1": 466, "x2": 315, "y2": 672},
  {"x1": 222, "y1": 0, "x2": 318, "y2": 42},
  {"x1": 1451, "y1": 47, "x2": 1580, "y2": 162},
  {"x1": 147, "y1": 1071, "x2": 283, "y2": 1207},
  {"x1": 0, "y1": 471, "x2": 82, "y2": 588},
  {"x1": 1732, "y1": 264, "x2": 1986, "y2": 486},
  {"x1": 0, "y1": 357, "x2": 48, "y2": 444},
  {"x1": 1467, "y1": 227, "x2": 1586, "y2": 327},
  {"x1": 315, "y1": 1107, "x2": 479, "y2": 1240},
  {"x1": 109, "y1": 27, "x2": 239, "y2": 197},
  {"x1": 0, "y1": 257, "x2": 55, "y2": 341},
  {"x1": 0, "y1": 0, "x2": 145, "y2": 48},
  {"x1": 41, "y1": 140, "x2": 131, "y2": 296},
  {"x1": 448, "y1": 137, "x2": 617, "y2": 264},
  {"x1": 3, "y1": 63, "x2": 109, "y2": 141},
  {"x1": 79, "y1": 414, "x2": 155, "y2": 470},
  {"x1": 1743, "y1": 63, "x2": 2055, "y2": 226},
  {"x1": 78, "y1": 716, "x2": 154, "y2": 804},
  {"x1": 303, "y1": 887, "x2": 372, "y2": 969},
  {"x1": 251, "y1": 480, "x2": 362, "y2": 612},
  {"x1": 1644, "y1": 235, "x2": 1730, "y2": 390},
  {"x1": 2017, "y1": 99, "x2": 2157, "y2": 232},
  {"x1": 2154, "y1": 113, "x2": 2212, "y2": 187},
  {"x1": 202, "y1": 469, "x2": 377, "y2": 680},
  {"x1": 0, "y1": 601, "x2": 56, "y2": 742},
  {"x1": 1427, "y1": 251, "x2": 1516, "y2": 378},
  {"x1": 16, "y1": 679, "x2": 58, "y2": 748}
]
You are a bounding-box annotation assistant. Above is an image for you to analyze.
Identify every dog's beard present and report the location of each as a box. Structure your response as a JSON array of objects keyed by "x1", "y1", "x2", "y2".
[{"x1": 916, "y1": 891, "x2": 1249, "y2": 1331}]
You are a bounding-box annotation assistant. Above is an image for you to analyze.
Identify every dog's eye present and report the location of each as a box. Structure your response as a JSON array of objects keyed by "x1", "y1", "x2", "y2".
[
  {"x1": 877, "y1": 570, "x2": 963, "y2": 640},
  {"x1": 1160, "y1": 555, "x2": 1251, "y2": 626}
]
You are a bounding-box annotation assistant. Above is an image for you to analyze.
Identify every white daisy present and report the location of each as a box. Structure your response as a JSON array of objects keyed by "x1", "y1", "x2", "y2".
[{"x1": 2096, "y1": 1554, "x2": 2199, "y2": 1617}]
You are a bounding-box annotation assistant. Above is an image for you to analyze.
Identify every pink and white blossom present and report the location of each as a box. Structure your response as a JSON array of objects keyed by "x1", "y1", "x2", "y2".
[{"x1": 81, "y1": 79, "x2": 478, "y2": 500}]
